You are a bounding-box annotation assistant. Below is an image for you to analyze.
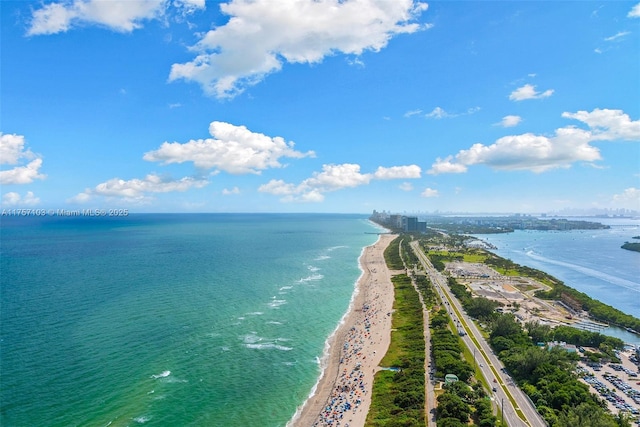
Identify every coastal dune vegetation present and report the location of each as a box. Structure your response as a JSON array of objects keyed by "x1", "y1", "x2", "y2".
[
  {"x1": 365, "y1": 273, "x2": 425, "y2": 426},
  {"x1": 368, "y1": 236, "x2": 499, "y2": 426}
]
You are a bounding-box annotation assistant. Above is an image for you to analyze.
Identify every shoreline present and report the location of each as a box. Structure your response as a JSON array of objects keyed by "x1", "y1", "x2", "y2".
[{"x1": 288, "y1": 233, "x2": 397, "y2": 427}]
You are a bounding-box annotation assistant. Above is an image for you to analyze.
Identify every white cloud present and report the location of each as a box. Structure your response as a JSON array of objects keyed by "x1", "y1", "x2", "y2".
[
  {"x1": 612, "y1": 187, "x2": 640, "y2": 210},
  {"x1": 430, "y1": 129, "x2": 599, "y2": 174},
  {"x1": 399, "y1": 182, "x2": 414, "y2": 192},
  {"x1": 604, "y1": 31, "x2": 631, "y2": 42},
  {"x1": 421, "y1": 187, "x2": 439, "y2": 198},
  {"x1": 0, "y1": 159, "x2": 46, "y2": 184},
  {"x1": 628, "y1": 3, "x2": 640, "y2": 18},
  {"x1": 1, "y1": 133, "x2": 36, "y2": 165},
  {"x1": 496, "y1": 115, "x2": 522, "y2": 128},
  {"x1": 425, "y1": 106, "x2": 480, "y2": 119},
  {"x1": 426, "y1": 107, "x2": 452, "y2": 119},
  {"x1": 374, "y1": 165, "x2": 421, "y2": 179},
  {"x1": 259, "y1": 162, "x2": 420, "y2": 202},
  {"x1": 177, "y1": 0, "x2": 206, "y2": 14},
  {"x1": 71, "y1": 173, "x2": 209, "y2": 202},
  {"x1": 428, "y1": 108, "x2": 640, "y2": 175},
  {"x1": 144, "y1": 121, "x2": 315, "y2": 174},
  {"x1": 169, "y1": 0, "x2": 429, "y2": 98},
  {"x1": 561, "y1": 109, "x2": 640, "y2": 141},
  {"x1": 27, "y1": 0, "x2": 167, "y2": 35},
  {"x1": 304, "y1": 163, "x2": 372, "y2": 190},
  {"x1": 509, "y1": 84, "x2": 554, "y2": 101},
  {"x1": 1, "y1": 191, "x2": 40, "y2": 206},
  {"x1": 404, "y1": 109, "x2": 423, "y2": 118},
  {"x1": 1, "y1": 133, "x2": 46, "y2": 184},
  {"x1": 222, "y1": 186, "x2": 240, "y2": 195},
  {"x1": 428, "y1": 157, "x2": 468, "y2": 175}
]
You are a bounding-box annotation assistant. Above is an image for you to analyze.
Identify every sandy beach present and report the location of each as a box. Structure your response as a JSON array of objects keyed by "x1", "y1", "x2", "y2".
[{"x1": 289, "y1": 233, "x2": 397, "y2": 427}]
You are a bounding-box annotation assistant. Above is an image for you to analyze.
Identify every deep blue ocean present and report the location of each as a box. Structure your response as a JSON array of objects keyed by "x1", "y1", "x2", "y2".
[{"x1": 1, "y1": 214, "x2": 639, "y2": 426}]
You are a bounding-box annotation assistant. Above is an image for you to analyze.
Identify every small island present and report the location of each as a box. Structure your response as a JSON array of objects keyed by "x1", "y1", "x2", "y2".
[{"x1": 622, "y1": 241, "x2": 640, "y2": 253}]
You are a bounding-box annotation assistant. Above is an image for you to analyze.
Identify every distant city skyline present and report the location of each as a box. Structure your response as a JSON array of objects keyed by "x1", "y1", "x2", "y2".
[
  {"x1": 371, "y1": 207, "x2": 640, "y2": 217},
  {"x1": 1, "y1": 1, "x2": 639, "y2": 213}
]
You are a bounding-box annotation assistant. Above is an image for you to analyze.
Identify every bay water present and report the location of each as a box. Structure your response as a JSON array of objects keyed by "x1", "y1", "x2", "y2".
[{"x1": 473, "y1": 217, "x2": 640, "y2": 344}]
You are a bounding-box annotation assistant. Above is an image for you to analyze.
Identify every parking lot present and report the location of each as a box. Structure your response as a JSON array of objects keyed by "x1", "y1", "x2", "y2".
[{"x1": 578, "y1": 347, "x2": 640, "y2": 421}]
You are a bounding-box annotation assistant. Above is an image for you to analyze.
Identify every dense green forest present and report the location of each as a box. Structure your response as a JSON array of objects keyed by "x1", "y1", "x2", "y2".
[
  {"x1": 489, "y1": 314, "x2": 629, "y2": 427},
  {"x1": 430, "y1": 307, "x2": 499, "y2": 427}
]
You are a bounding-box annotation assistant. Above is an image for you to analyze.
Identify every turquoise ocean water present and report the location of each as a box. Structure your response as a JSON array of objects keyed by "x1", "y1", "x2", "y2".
[
  {"x1": 0, "y1": 214, "x2": 379, "y2": 426},
  {"x1": 2, "y1": 214, "x2": 639, "y2": 426}
]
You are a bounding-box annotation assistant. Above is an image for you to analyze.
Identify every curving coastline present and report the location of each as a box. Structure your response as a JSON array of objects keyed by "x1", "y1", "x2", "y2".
[{"x1": 288, "y1": 233, "x2": 397, "y2": 427}]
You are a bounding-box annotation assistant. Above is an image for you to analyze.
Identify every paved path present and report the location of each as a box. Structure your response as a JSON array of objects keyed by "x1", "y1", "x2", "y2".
[
  {"x1": 409, "y1": 270, "x2": 437, "y2": 427},
  {"x1": 410, "y1": 241, "x2": 547, "y2": 427}
]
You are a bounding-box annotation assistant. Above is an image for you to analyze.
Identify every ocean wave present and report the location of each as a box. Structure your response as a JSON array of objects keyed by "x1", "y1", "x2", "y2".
[
  {"x1": 327, "y1": 245, "x2": 348, "y2": 252},
  {"x1": 266, "y1": 320, "x2": 283, "y2": 325},
  {"x1": 133, "y1": 415, "x2": 151, "y2": 424},
  {"x1": 165, "y1": 376, "x2": 188, "y2": 384},
  {"x1": 241, "y1": 332, "x2": 293, "y2": 350},
  {"x1": 245, "y1": 343, "x2": 293, "y2": 351},
  {"x1": 307, "y1": 265, "x2": 320, "y2": 272},
  {"x1": 242, "y1": 332, "x2": 261, "y2": 344},
  {"x1": 150, "y1": 370, "x2": 170, "y2": 379},
  {"x1": 297, "y1": 274, "x2": 324, "y2": 283},
  {"x1": 279, "y1": 286, "x2": 293, "y2": 291},
  {"x1": 269, "y1": 299, "x2": 287, "y2": 308},
  {"x1": 246, "y1": 311, "x2": 264, "y2": 316},
  {"x1": 314, "y1": 255, "x2": 330, "y2": 261}
]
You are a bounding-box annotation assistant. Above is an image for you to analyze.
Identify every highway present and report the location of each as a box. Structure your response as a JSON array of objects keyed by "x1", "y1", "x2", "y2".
[{"x1": 410, "y1": 241, "x2": 547, "y2": 427}]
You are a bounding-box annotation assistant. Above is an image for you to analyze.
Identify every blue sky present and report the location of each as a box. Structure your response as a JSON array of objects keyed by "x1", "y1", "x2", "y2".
[{"x1": 1, "y1": 0, "x2": 639, "y2": 214}]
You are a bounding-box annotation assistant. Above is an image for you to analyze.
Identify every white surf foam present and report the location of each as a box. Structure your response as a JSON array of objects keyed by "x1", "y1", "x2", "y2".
[
  {"x1": 297, "y1": 274, "x2": 324, "y2": 283},
  {"x1": 286, "y1": 239, "x2": 377, "y2": 427},
  {"x1": 268, "y1": 298, "x2": 287, "y2": 308},
  {"x1": 150, "y1": 370, "x2": 170, "y2": 379},
  {"x1": 245, "y1": 343, "x2": 293, "y2": 351}
]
